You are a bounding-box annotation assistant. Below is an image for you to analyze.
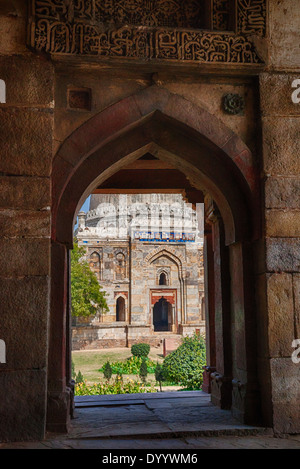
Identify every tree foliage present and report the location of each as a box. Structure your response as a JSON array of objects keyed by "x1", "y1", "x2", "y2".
[{"x1": 71, "y1": 239, "x2": 109, "y2": 317}]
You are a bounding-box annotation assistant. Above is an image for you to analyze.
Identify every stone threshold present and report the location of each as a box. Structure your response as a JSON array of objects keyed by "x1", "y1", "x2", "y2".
[{"x1": 71, "y1": 391, "x2": 271, "y2": 440}]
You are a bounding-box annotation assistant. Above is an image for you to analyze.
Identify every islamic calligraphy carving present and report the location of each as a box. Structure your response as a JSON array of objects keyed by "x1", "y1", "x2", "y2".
[
  {"x1": 32, "y1": 0, "x2": 203, "y2": 27},
  {"x1": 29, "y1": 0, "x2": 266, "y2": 64},
  {"x1": 237, "y1": 0, "x2": 266, "y2": 37}
]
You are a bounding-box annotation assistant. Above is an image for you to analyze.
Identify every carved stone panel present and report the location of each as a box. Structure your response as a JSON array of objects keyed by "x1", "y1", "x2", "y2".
[{"x1": 29, "y1": 0, "x2": 265, "y2": 65}]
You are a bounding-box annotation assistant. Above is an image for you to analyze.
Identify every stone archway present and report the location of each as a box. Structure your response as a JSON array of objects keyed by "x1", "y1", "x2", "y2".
[{"x1": 48, "y1": 85, "x2": 262, "y2": 432}]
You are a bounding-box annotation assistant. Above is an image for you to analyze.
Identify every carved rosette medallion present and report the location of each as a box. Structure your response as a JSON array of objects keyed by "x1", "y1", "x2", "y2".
[
  {"x1": 223, "y1": 93, "x2": 245, "y2": 114},
  {"x1": 29, "y1": 0, "x2": 266, "y2": 65}
]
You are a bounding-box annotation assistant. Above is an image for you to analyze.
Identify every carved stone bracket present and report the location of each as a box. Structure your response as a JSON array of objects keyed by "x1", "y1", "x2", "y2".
[
  {"x1": 28, "y1": 0, "x2": 265, "y2": 66},
  {"x1": 202, "y1": 365, "x2": 216, "y2": 393}
]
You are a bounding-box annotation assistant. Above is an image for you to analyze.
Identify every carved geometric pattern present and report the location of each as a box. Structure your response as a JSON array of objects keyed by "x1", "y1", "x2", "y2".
[
  {"x1": 212, "y1": 0, "x2": 231, "y2": 31},
  {"x1": 29, "y1": 0, "x2": 265, "y2": 64}
]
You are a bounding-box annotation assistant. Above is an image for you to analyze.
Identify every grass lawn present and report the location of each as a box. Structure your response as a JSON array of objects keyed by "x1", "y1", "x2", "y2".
[{"x1": 72, "y1": 346, "x2": 166, "y2": 386}]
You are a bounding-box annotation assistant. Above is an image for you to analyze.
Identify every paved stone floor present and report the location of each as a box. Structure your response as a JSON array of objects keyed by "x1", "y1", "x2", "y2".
[{"x1": 1, "y1": 391, "x2": 300, "y2": 449}]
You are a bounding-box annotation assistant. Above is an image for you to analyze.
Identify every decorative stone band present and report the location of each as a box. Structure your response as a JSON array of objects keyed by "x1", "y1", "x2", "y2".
[{"x1": 29, "y1": 21, "x2": 263, "y2": 65}]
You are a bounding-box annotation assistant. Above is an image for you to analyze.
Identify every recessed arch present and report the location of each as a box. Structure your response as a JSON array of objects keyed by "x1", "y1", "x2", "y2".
[
  {"x1": 158, "y1": 271, "x2": 168, "y2": 286},
  {"x1": 116, "y1": 296, "x2": 126, "y2": 322}
]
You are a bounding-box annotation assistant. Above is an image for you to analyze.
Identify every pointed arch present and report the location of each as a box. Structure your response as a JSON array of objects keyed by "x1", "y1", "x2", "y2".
[{"x1": 52, "y1": 85, "x2": 260, "y2": 248}]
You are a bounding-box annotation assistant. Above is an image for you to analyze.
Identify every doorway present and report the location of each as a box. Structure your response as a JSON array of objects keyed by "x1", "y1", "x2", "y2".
[{"x1": 153, "y1": 297, "x2": 171, "y2": 331}]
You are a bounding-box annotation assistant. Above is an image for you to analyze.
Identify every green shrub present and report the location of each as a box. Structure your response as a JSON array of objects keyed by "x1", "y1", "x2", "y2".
[
  {"x1": 99, "y1": 356, "x2": 156, "y2": 375},
  {"x1": 162, "y1": 334, "x2": 206, "y2": 390},
  {"x1": 103, "y1": 361, "x2": 112, "y2": 382},
  {"x1": 139, "y1": 358, "x2": 148, "y2": 383},
  {"x1": 76, "y1": 370, "x2": 84, "y2": 384},
  {"x1": 155, "y1": 362, "x2": 166, "y2": 392},
  {"x1": 131, "y1": 343, "x2": 150, "y2": 358}
]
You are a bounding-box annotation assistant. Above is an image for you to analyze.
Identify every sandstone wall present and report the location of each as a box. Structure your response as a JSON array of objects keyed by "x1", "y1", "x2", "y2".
[{"x1": 0, "y1": 0, "x2": 54, "y2": 441}]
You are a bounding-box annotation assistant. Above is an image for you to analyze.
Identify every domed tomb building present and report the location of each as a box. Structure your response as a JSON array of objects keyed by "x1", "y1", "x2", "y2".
[{"x1": 73, "y1": 193, "x2": 205, "y2": 349}]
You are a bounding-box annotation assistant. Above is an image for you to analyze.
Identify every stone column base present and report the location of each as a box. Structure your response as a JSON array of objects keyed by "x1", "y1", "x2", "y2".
[
  {"x1": 46, "y1": 387, "x2": 73, "y2": 433},
  {"x1": 211, "y1": 372, "x2": 232, "y2": 409},
  {"x1": 231, "y1": 379, "x2": 261, "y2": 425}
]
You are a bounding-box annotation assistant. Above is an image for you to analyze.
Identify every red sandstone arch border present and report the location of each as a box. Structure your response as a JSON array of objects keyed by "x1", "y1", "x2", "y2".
[{"x1": 48, "y1": 85, "x2": 262, "y2": 432}]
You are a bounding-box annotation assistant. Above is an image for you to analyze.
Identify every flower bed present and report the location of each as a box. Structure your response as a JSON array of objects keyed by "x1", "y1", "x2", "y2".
[{"x1": 75, "y1": 376, "x2": 157, "y2": 396}]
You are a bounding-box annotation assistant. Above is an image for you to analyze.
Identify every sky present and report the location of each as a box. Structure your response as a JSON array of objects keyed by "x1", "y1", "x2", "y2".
[{"x1": 80, "y1": 195, "x2": 91, "y2": 213}]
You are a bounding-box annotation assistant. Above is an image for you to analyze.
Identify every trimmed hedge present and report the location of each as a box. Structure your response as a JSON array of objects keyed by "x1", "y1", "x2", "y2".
[
  {"x1": 162, "y1": 334, "x2": 206, "y2": 390},
  {"x1": 131, "y1": 343, "x2": 150, "y2": 358}
]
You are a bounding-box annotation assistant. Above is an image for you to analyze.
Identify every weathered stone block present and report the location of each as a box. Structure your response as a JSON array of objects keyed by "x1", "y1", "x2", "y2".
[
  {"x1": 0, "y1": 238, "x2": 50, "y2": 277},
  {"x1": 269, "y1": 0, "x2": 300, "y2": 69},
  {"x1": 267, "y1": 273, "x2": 295, "y2": 358},
  {"x1": 0, "y1": 209, "x2": 50, "y2": 238},
  {"x1": 266, "y1": 238, "x2": 300, "y2": 272},
  {"x1": 0, "y1": 276, "x2": 49, "y2": 369},
  {"x1": 262, "y1": 117, "x2": 300, "y2": 176},
  {"x1": 0, "y1": 369, "x2": 47, "y2": 442},
  {"x1": 0, "y1": 15, "x2": 27, "y2": 55},
  {"x1": 0, "y1": 108, "x2": 53, "y2": 176},
  {"x1": 260, "y1": 73, "x2": 300, "y2": 117},
  {"x1": 0, "y1": 55, "x2": 54, "y2": 107},
  {"x1": 265, "y1": 177, "x2": 300, "y2": 209},
  {"x1": 0, "y1": 176, "x2": 50, "y2": 210},
  {"x1": 270, "y1": 358, "x2": 300, "y2": 434},
  {"x1": 266, "y1": 210, "x2": 300, "y2": 237}
]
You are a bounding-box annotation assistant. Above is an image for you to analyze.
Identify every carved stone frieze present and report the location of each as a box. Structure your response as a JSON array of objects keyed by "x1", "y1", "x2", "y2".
[{"x1": 29, "y1": 0, "x2": 265, "y2": 65}]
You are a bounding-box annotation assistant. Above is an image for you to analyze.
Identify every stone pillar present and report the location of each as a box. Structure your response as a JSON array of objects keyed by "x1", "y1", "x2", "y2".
[
  {"x1": 258, "y1": 63, "x2": 300, "y2": 433},
  {"x1": 205, "y1": 198, "x2": 232, "y2": 409},
  {"x1": 229, "y1": 242, "x2": 260, "y2": 425},
  {"x1": 202, "y1": 224, "x2": 216, "y2": 393},
  {"x1": 46, "y1": 242, "x2": 72, "y2": 433}
]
